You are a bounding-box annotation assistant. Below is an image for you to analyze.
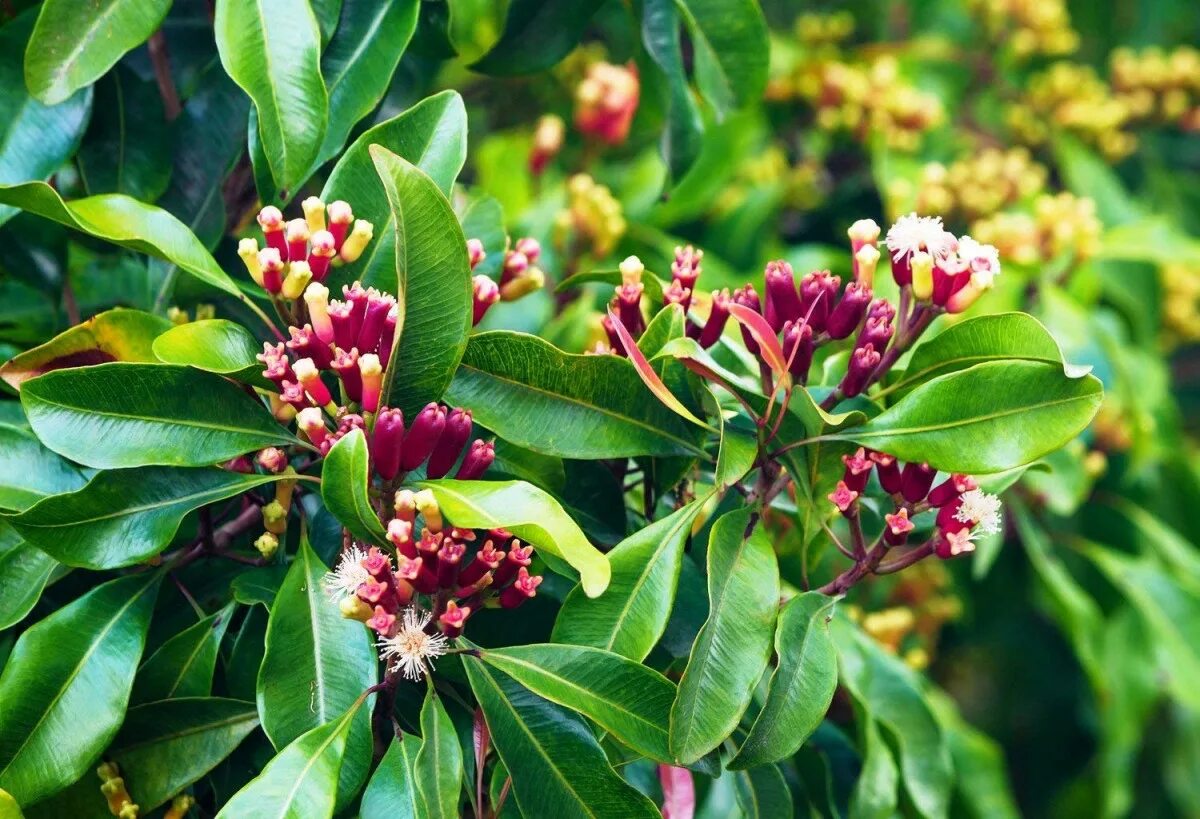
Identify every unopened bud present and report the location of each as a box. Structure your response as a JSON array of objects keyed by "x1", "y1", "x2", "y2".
[
  {"x1": 910, "y1": 251, "x2": 934, "y2": 300},
  {"x1": 304, "y1": 282, "x2": 334, "y2": 344},
  {"x1": 426, "y1": 408, "x2": 472, "y2": 478},
  {"x1": 327, "y1": 200, "x2": 354, "y2": 249},
  {"x1": 257, "y1": 447, "x2": 288, "y2": 473},
  {"x1": 257, "y1": 205, "x2": 286, "y2": 256},
  {"x1": 263, "y1": 500, "x2": 287, "y2": 535},
  {"x1": 302, "y1": 196, "x2": 326, "y2": 233},
  {"x1": 467, "y1": 238, "x2": 486, "y2": 270},
  {"x1": 359, "y1": 353, "x2": 382, "y2": 413},
  {"x1": 254, "y1": 532, "x2": 279, "y2": 558},
  {"x1": 400, "y1": 403, "x2": 446, "y2": 470},
  {"x1": 285, "y1": 218, "x2": 310, "y2": 262},
  {"x1": 456, "y1": 439, "x2": 494, "y2": 479},
  {"x1": 307, "y1": 230, "x2": 337, "y2": 281},
  {"x1": 414, "y1": 488, "x2": 442, "y2": 533},
  {"x1": 500, "y1": 267, "x2": 544, "y2": 301},
  {"x1": 619, "y1": 255, "x2": 644, "y2": 284},
  {"x1": 339, "y1": 219, "x2": 373, "y2": 263},
  {"x1": 340, "y1": 595, "x2": 373, "y2": 621},
  {"x1": 373, "y1": 407, "x2": 405, "y2": 481},
  {"x1": 165, "y1": 794, "x2": 195, "y2": 819},
  {"x1": 297, "y1": 406, "x2": 329, "y2": 447},
  {"x1": 282, "y1": 261, "x2": 313, "y2": 299},
  {"x1": 473, "y1": 275, "x2": 500, "y2": 324},
  {"x1": 239, "y1": 238, "x2": 264, "y2": 285},
  {"x1": 258, "y1": 247, "x2": 285, "y2": 294},
  {"x1": 855, "y1": 244, "x2": 880, "y2": 289}
]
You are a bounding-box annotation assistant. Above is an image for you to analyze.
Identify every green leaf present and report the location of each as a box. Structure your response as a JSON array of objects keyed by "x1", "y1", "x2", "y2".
[
  {"x1": 669, "y1": 507, "x2": 779, "y2": 764},
  {"x1": 414, "y1": 688, "x2": 463, "y2": 819},
  {"x1": 714, "y1": 410, "x2": 757, "y2": 490},
  {"x1": 928, "y1": 692, "x2": 1021, "y2": 819},
  {"x1": 217, "y1": 697, "x2": 365, "y2": 819},
  {"x1": 321, "y1": 429, "x2": 388, "y2": 546},
  {"x1": 230, "y1": 565, "x2": 289, "y2": 608},
  {"x1": 883, "y1": 313, "x2": 1083, "y2": 399},
  {"x1": 418, "y1": 479, "x2": 610, "y2": 596},
  {"x1": 225, "y1": 605, "x2": 267, "y2": 701},
  {"x1": 132, "y1": 603, "x2": 236, "y2": 703},
  {"x1": 0, "y1": 572, "x2": 160, "y2": 805},
  {"x1": 214, "y1": 0, "x2": 327, "y2": 197},
  {"x1": 0, "y1": 789, "x2": 20, "y2": 819},
  {"x1": 676, "y1": 0, "x2": 769, "y2": 116},
  {"x1": 850, "y1": 716, "x2": 900, "y2": 819},
  {"x1": 0, "y1": 182, "x2": 243, "y2": 298},
  {"x1": 361, "y1": 737, "x2": 420, "y2": 819},
  {"x1": 257, "y1": 538, "x2": 376, "y2": 809},
  {"x1": 730, "y1": 592, "x2": 838, "y2": 768},
  {"x1": 0, "y1": 426, "x2": 88, "y2": 513},
  {"x1": 834, "y1": 361, "x2": 1103, "y2": 474},
  {"x1": 0, "y1": 308, "x2": 171, "y2": 391},
  {"x1": 733, "y1": 762, "x2": 792, "y2": 819},
  {"x1": 552, "y1": 498, "x2": 706, "y2": 659},
  {"x1": 310, "y1": 0, "x2": 343, "y2": 42},
  {"x1": 0, "y1": 10, "x2": 91, "y2": 229},
  {"x1": 24, "y1": 0, "x2": 170, "y2": 105},
  {"x1": 368, "y1": 146, "x2": 473, "y2": 415},
  {"x1": 76, "y1": 67, "x2": 171, "y2": 201},
  {"x1": 316, "y1": 0, "x2": 419, "y2": 165},
  {"x1": 480, "y1": 643, "x2": 675, "y2": 762},
  {"x1": 447, "y1": 0, "x2": 510, "y2": 62},
  {"x1": 110, "y1": 697, "x2": 259, "y2": 812},
  {"x1": 471, "y1": 0, "x2": 605, "y2": 76},
  {"x1": 463, "y1": 658, "x2": 659, "y2": 818},
  {"x1": 831, "y1": 616, "x2": 952, "y2": 819},
  {"x1": 447, "y1": 332, "x2": 708, "y2": 459},
  {"x1": 6, "y1": 467, "x2": 282, "y2": 569},
  {"x1": 21, "y1": 363, "x2": 296, "y2": 469},
  {"x1": 642, "y1": 0, "x2": 704, "y2": 179},
  {"x1": 152, "y1": 319, "x2": 270, "y2": 385},
  {"x1": 0, "y1": 527, "x2": 56, "y2": 630}
]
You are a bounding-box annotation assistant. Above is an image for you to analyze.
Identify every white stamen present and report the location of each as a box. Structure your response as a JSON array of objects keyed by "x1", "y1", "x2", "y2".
[
  {"x1": 954, "y1": 489, "x2": 1003, "y2": 535},
  {"x1": 377, "y1": 608, "x2": 449, "y2": 681},
  {"x1": 322, "y1": 546, "x2": 371, "y2": 601},
  {"x1": 885, "y1": 213, "x2": 956, "y2": 262}
]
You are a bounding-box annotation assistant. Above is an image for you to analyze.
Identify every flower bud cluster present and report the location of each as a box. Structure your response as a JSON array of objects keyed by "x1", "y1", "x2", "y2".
[
  {"x1": 970, "y1": 192, "x2": 1099, "y2": 266},
  {"x1": 529, "y1": 114, "x2": 566, "y2": 175},
  {"x1": 366, "y1": 402, "x2": 494, "y2": 481},
  {"x1": 324, "y1": 491, "x2": 543, "y2": 678},
  {"x1": 855, "y1": 560, "x2": 962, "y2": 668},
  {"x1": 97, "y1": 761, "x2": 138, "y2": 818},
  {"x1": 1007, "y1": 62, "x2": 1139, "y2": 160},
  {"x1": 242, "y1": 199, "x2": 373, "y2": 298},
  {"x1": 969, "y1": 0, "x2": 1078, "y2": 59},
  {"x1": 1161, "y1": 263, "x2": 1200, "y2": 347},
  {"x1": 793, "y1": 11, "x2": 855, "y2": 50},
  {"x1": 828, "y1": 448, "x2": 1002, "y2": 560},
  {"x1": 909, "y1": 148, "x2": 1047, "y2": 224},
  {"x1": 713, "y1": 147, "x2": 829, "y2": 217},
  {"x1": 469, "y1": 236, "x2": 546, "y2": 325},
  {"x1": 555, "y1": 174, "x2": 626, "y2": 258},
  {"x1": 1109, "y1": 46, "x2": 1200, "y2": 131},
  {"x1": 574, "y1": 61, "x2": 640, "y2": 145}
]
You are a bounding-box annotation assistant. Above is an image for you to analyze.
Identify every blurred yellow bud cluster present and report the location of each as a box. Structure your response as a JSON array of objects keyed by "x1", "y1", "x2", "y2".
[
  {"x1": 554, "y1": 174, "x2": 625, "y2": 258},
  {"x1": 713, "y1": 145, "x2": 828, "y2": 216},
  {"x1": 969, "y1": 0, "x2": 1078, "y2": 59},
  {"x1": 1011, "y1": 62, "x2": 1138, "y2": 160},
  {"x1": 847, "y1": 561, "x2": 963, "y2": 670},
  {"x1": 1091, "y1": 402, "x2": 1134, "y2": 452},
  {"x1": 971, "y1": 192, "x2": 1100, "y2": 265},
  {"x1": 794, "y1": 11, "x2": 855, "y2": 50},
  {"x1": 1109, "y1": 46, "x2": 1200, "y2": 131},
  {"x1": 1161, "y1": 263, "x2": 1200, "y2": 347},
  {"x1": 913, "y1": 147, "x2": 1048, "y2": 224}
]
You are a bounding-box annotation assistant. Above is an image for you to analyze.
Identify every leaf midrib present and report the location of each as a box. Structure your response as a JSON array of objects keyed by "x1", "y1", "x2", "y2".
[
  {"x1": 850, "y1": 391, "x2": 1096, "y2": 440},
  {"x1": 887, "y1": 352, "x2": 1061, "y2": 396},
  {"x1": 114, "y1": 706, "x2": 258, "y2": 754}
]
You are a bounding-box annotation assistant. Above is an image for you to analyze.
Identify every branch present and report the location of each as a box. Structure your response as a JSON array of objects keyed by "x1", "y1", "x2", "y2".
[{"x1": 147, "y1": 31, "x2": 182, "y2": 121}]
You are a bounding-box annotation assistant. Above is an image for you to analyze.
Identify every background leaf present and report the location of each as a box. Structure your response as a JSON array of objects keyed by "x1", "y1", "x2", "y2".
[
  {"x1": 676, "y1": 0, "x2": 769, "y2": 116},
  {"x1": 152, "y1": 319, "x2": 270, "y2": 385},
  {"x1": 361, "y1": 737, "x2": 420, "y2": 819},
  {"x1": 131, "y1": 603, "x2": 236, "y2": 702},
  {"x1": 321, "y1": 429, "x2": 389, "y2": 546},
  {"x1": 413, "y1": 688, "x2": 463, "y2": 819},
  {"x1": 76, "y1": 67, "x2": 171, "y2": 201},
  {"x1": 0, "y1": 426, "x2": 88, "y2": 513}
]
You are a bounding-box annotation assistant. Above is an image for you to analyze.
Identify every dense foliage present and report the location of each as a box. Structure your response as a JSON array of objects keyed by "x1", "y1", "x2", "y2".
[{"x1": 0, "y1": 1, "x2": 1197, "y2": 817}]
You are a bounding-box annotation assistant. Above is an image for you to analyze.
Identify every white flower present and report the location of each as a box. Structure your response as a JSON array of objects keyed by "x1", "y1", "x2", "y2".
[
  {"x1": 377, "y1": 608, "x2": 449, "y2": 681},
  {"x1": 954, "y1": 489, "x2": 1003, "y2": 535},
  {"x1": 956, "y1": 235, "x2": 1002, "y2": 279},
  {"x1": 322, "y1": 546, "x2": 371, "y2": 601},
  {"x1": 885, "y1": 213, "x2": 956, "y2": 262}
]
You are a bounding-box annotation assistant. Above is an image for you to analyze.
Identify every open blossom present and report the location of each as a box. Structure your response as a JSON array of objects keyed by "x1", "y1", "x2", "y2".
[
  {"x1": 954, "y1": 488, "x2": 1003, "y2": 534},
  {"x1": 377, "y1": 608, "x2": 449, "y2": 681},
  {"x1": 322, "y1": 546, "x2": 372, "y2": 600},
  {"x1": 884, "y1": 213, "x2": 956, "y2": 262}
]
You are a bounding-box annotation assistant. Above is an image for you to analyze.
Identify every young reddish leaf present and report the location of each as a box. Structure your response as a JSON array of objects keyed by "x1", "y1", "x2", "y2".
[
  {"x1": 659, "y1": 765, "x2": 695, "y2": 819},
  {"x1": 607, "y1": 309, "x2": 711, "y2": 430},
  {"x1": 727, "y1": 302, "x2": 789, "y2": 381}
]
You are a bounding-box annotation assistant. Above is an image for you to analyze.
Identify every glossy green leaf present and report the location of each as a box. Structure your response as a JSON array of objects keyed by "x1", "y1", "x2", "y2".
[
  {"x1": 24, "y1": 0, "x2": 170, "y2": 105},
  {"x1": 642, "y1": 0, "x2": 704, "y2": 179},
  {"x1": 214, "y1": 0, "x2": 327, "y2": 197},
  {"x1": 850, "y1": 716, "x2": 900, "y2": 819},
  {"x1": 0, "y1": 572, "x2": 159, "y2": 805},
  {"x1": 835, "y1": 361, "x2": 1103, "y2": 474},
  {"x1": 0, "y1": 526, "x2": 55, "y2": 630},
  {"x1": 463, "y1": 658, "x2": 659, "y2": 818},
  {"x1": 217, "y1": 697, "x2": 365, "y2": 819},
  {"x1": 0, "y1": 789, "x2": 19, "y2": 819},
  {"x1": 0, "y1": 182, "x2": 242, "y2": 297},
  {"x1": 730, "y1": 592, "x2": 838, "y2": 768},
  {"x1": 832, "y1": 616, "x2": 952, "y2": 819},
  {"x1": 132, "y1": 603, "x2": 236, "y2": 703},
  {"x1": 368, "y1": 146, "x2": 473, "y2": 415},
  {"x1": 552, "y1": 498, "x2": 706, "y2": 659},
  {"x1": 677, "y1": 0, "x2": 769, "y2": 115},
  {"x1": 225, "y1": 605, "x2": 267, "y2": 701},
  {"x1": 472, "y1": 0, "x2": 605, "y2": 76},
  {"x1": 361, "y1": 737, "x2": 420, "y2": 819},
  {"x1": 310, "y1": 0, "x2": 343, "y2": 41},
  {"x1": 670, "y1": 507, "x2": 779, "y2": 764},
  {"x1": 0, "y1": 10, "x2": 91, "y2": 229},
  {"x1": 0, "y1": 426, "x2": 88, "y2": 512},
  {"x1": 321, "y1": 429, "x2": 388, "y2": 546},
  {"x1": 884, "y1": 313, "x2": 1082, "y2": 399},
  {"x1": 419, "y1": 479, "x2": 610, "y2": 597},
  {"x1": 230, "y1": 565, "x2": 289, "y2": 608},
  {"x1": 928, "y1": 692, "x2": 1021, "y2": 819},
  {"x1": 257, "y1": 538, "x2": 376, "y2": 809},
  {"x1": 481, "y1": 643, "x2": 675, "y2": 762},
  {"x1": 714, "y1": 411, "x2": 757, "y2": 491},
  {"x1": 733, "y1": 762, "x2": 792, "y2": 819},
  {"x1": 76, "y1": 67, "x2": 171, "y2": 201},
  {"x1": 21, "y1": 363, "x2": 296, "y2": 469},
  {"x1": 152, "y1": 319, "x2": 269, "y2": 385},
  {"x1": 0, "y1": 308, "x2": 170, "y2": 391},
  {"x1": 447, "y1": 0, "x2": 509, "y2": 62},
  {"x1": 111, "y1": 697, "x2": 259, "y2": 811},
  {"x1": 447, "y1": 332, "x2": 708, "y2": 459},
  {"x1": 6, "y1": 467, "x2": 282, "y2": 568},
  {"x1": 414, "y1": 688, "x2": 463, "y2": 819},
  {"x1": 317, "y1": 0, "x2": 419, "y2": 165}
]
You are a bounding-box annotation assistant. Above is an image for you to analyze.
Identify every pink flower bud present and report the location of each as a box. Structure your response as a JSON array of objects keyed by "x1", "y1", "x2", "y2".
[
  {"x1": 327, "y1": 200, "x2": 353, "y2": 250},
  {"x1": 732, "y1": 285, "x2": 762, "y2": 354},
  {"x1": 257, "y1": 206, "x2": 286, "y2": 257},
  {"x1": 438, "y1": 600, "x2": 472, "y2": 637},
  {"x1": 856, "y1": 314, "x2": 894, "y2": 353},
  {"x1": 458, "y1": 539, "x2": 505, "y2": 587},
  {"x1": 437, "y1": 539, "x2": 465, "y2": 588},
  {"x1": 257, "y1": 447, "x2": 288, "y2": 473},
  {"x1": 884, "y1": 508, "x2": 914, "y2": 545},
  {"x1": 359, "y1": 354, "x2": 382, "y2": 413},
  {"x1": 287, "y1": 324, "x2": 332, "y2": 370},
  {"x1": 293, "y1": 358, "x2": 333, "y2": 407},
  {"x1": 379, "y1": 303, "x2": 398, "y2": 367},
  {"x1": 842, "y1": 343, "x2": 880, "y2": 398},
  {"x1": 329, "y1": 300, "x2": 356, "y2": 351},
  {"x1": 782, "y1": 320, "x2": 814, "y2": 381},
  {"x1": 671, "y1": 244, "x2": 703, "y2": 290},
  {"x1": 307, "y1": 230, "x2": 337, "y2": 282},
  {"x1": 258, "y1": 247, "x2": 285, "y2": 294},
  {"x1": 467, "y1": 238, "x2": 486, "y2": 270},
  {"x1": 799, "y1": 270, "x2": 838, "y2": 332},
  {"x1": 373, "y1": 408, "x2": 405, "y2": 481},
  {"x1": 279, "y1": 380, "x2": 309, "y2": 411},
  {"x1": 871, "y1": 451, "x2": 903, "y2": 494},
  {"x1": 257, "y1": 342, "x2": 293, "y2": 387},
  {"x1": 455, "y1": 439, "x2": 494, "y2": 480},
  {"x1": 426, "y1": 408, "x2": 472, "y2": 478},
  {"x1": 285, "y1": 218, "x2": 310, "y2": 262},
  {"x1": 515, "y1": 237, "x2": 541, "y2": 263},
  {"x1": 343, "y1": 282, "x2": 369, "y2": 337},
  {"x1": 304, "y1": 283, "x2": 334, "y2": 344},
  {"x1": 697, "y1": 289, "x2": 731, "y2": 349},
  {"x1": 473, "y1": 275, "x2": 500, "y2": 325},
  {"x1": 501, "y1": 250, "x2": 529, "y2": 285},
  {"x1": 296, "y1": 407, "x2": 329, "y2": 447},
  {"x1": 356, "y1": 292, "x2": 394, "y2": 355},
  {"x1": 901, "y1": 462, "x2": 936, "y2": 504},
  {"x1": 367, "y1": 606, "x2": 397, "y2": 635},
  {"x1": 493, "y1": 541, "x2": 533, "y2": 586},
  {"x1": 499, "y1": 567, "x2": 543, "y2": 608},
  {"x1": 827, "y1": 480, "x2": 859, "y2": 514},
  {"x1": 400, "y1": 403, "x2": 446, "y2": 470},
  {"x1": 663, "y1": 280, "x2": 692, "y2": 312},
  {"x1": 840, "y1": 447, "x2": 873, "y2": 492},
  {"x1": 935, "y1": 527, "x2": 975, "y2": 559},
  {"x1": 330, "y1": 347, "x2": 362, "y2": 403},
  {"x1": 394, "y1": 489, "x2": 417, "y2": 523},
  {"x1": 615, "y1": 281, "x2": 644, "y2": 336},
  {"x1": 928, "y1": 473, "x2": 977, "y2": 507}
]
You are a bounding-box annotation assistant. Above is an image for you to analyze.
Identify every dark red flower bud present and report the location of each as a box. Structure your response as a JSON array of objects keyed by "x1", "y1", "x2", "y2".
[
  {"x1": 458, "y1": 539, "x2": 505, "y2": 587},
  {"x1": 782, "y1": 320, "x2": 814, "y2": 380},
  {"x1": 601, "y1": 314, "x2": 625, "y2": 356},
  {"x1": 698, "y1": 289, "x2": 731, "y2": 349},
  {"x1": 455, "y1": 439, "x2": 494, "y2": 480},
  {"x1": 731, "y1": 285, "x2": 762, "y2": 354},
  {"x1": 841, "y1": 447, "x2": 873, "y2": 492},
  {"x1": 928, "y1": 473, "x2": 977, "y2": 507},
  {"x1": 426, "y1": 408, "x2": 473, "y2": 479},
  {"x1": 856, "y1": 314, "x2": 894, "y2": 353},
  {"x1": 867, "y1": 298, "x2": 895, "y2": 321},
  {"x1": 473, "y1": 275, "x2": 500, "y2": 325},
  {"x1": 493, "y1": 540, "x2": 533, "y2": 586},
  {"x1": 307, "y1": 230, "x2": 336, "y2": 282},
  {"x1": 399, "y1": 403, "x2": 446, "y2": 470},
  {"x1": 329, "y1": 300, "x2": 357, "y2": 351},
  {"x1": 257, "y1": 342, "x2": 294, "y2": 387},
  {"x1": 437, "y1": 538, "x2": 465, "y2": 588},
  {"x1": 826, "y1": 281, "x2": 872, "y2": 340},
  {"x1": 671, "y1": 245, "x2": 702, "y2": 290},
  {"x1": 378, "y1": 303, "x2": 398, "y2": 367},
  {"x1": 372, "y1": 407, "x2": 404, "y2": 480},
  {"x1": 515, "y1": 237, "x2": 541, "y2": 264},
  {"x1": 411, "y1": 554, "x2": 439, "y2": 594},
  {"x1": 827, "y1": 480, "x2": 859, "y2": 514},
  {"x1": 438, "y1": 600, "x2": 472, "y2": 637},
  {"x1": 330, "y1": 347, "x2": 362, "y2": 403},
  {"x1": 842, "y1": 343, "x2": 880, "y2": 397},
  {"x1": 356, "y1": 292, "x2": 395, "y2": 355},
  {"x1": 901, "y1": 461, "x2": 936, "y2": 504},
  {"x1": 871, "y1": 451, "x2": 903, "y2": 494},
  {"x1": 499, "y1": 567, "x2": 543, "y2": 608},
  {"x1": 764, "y1": 260, "x2": 802, "y2": 331},
  {"x1": 799, "y1": 271, "x2": 838, "y2": 332},
  {"x1": 287, "y1": 324, "x2": 333, "y2": 370},
  {"x1": 343, "y1": 282, "x2": 369, "y2": 335},
  {"x1": 931, "y1": 256, "x2": 968, "y2": 305},
  {"x1": 884, "y1": 508, "x2": 915, "y2": 545},
  {"x1": 615, "y1": 282, "x2": 644, "y2": 336},
  {"x1": 501, "y1": 249, "x2": 529, "y2": 286},
  {"x1": 279, "y1": 380, "x2": 309, "y2": 410},
  {"x1": 663, "y1": 279, "x2": 692, "y2": 312}
]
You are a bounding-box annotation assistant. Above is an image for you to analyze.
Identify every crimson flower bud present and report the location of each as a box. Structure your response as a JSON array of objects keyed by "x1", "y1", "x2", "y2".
[
  {"x1": 763, "y1": 260, "x2": 802, "y2": 331},
  {"x1": 515, "y1": 237, "x2": 541, "y2": 263},
  {"x1": 279, "y1": 380, "x2": 308, "y2": 411},
  {"x1": 378, "y1": 303, "x2": 398, "y2": 366},
  {"x1": 841, "y1": 447, "x2": 873, "y2": 492},
  {"x1": 871, "y1": 451, "x2": 903, "y2": 494},
  {"x1": 359, "y1": 354, "x2": 382, "y2": 413},
  {"x1": 393, "y1": 489, "x2": 417, "y2": 523},
  {"x1": 367, "y1": 606, "x2": 397, "y2": 635},
  {"x1": 330, "y1": 347, "x2": 362, "y2": 403},
  {"x1": 493, "y1": 541, "x2": 533, "y2": 586},
  {"x1": 328, "y1": 300, "x2": 356, "y2": 351},
  {"x1": 473, "y1": 275, "x2": 500, "y2": 325},
  {"x1": 671, "y1": 244, "x2": 702, "y2": 290},
  {"x1": 411, "y1": 555, "x2": 439, "y2": 594},
  {"x1": 501, "y1": 250, "x2": 529, "y2": 286},
  {"x1": 304, "y1": 283, "x2": 334, "y2": 344},
  {"x1": 731, "y1": 284, "x2": 762, "y2": 354},
  {"x1": 296, "y1": 406, "x2": 329, "y2": 447},
  {"x1": 782, "y1": 320, "x2": 814, "y2": 380},
  {"x1": 456, "y1": 439, "x2": 494, "y2": 480},
  {"x1": 257, "y1": 342, "x2": 293, "y2": 387},
  {"x1": 257, "y1": 447, "x2": 288, "y2": 473},
  {"x1": 426, "y1": 408, "x2": 472, "y2": 478},
  {"x1": 438, "y1": 600, "x2": 472, "y2": 637},
  {"x1": 499, "y1": 567, "x2": 543, "y2": 609},
  {"x1": 327, "y1": 200, "x2": 353, "y2": 250},
  {"x1": 293, "y1": 358, "x2": 333, "y2": 408},
  {"x1": 400, "y1": 403, "x2": 446, "y2": 470},
  {"x1": 287, "y1": 324, "x2": 332, "y2": 370},
  {"x1": 799, "y1": 270, "x2": 839, "y2": 332},
  {"x1": 928, "y1": 473, "x2": 977, "y2": 507},
  {"x1": 856, "y1": 314, "x2": 894, "y2": 352},
  {"x1": 867, "y1": 298, "x2": 895, "y2": 321},
  {"x1": 459, "y1": 539, "x2": 505, "y2": 587},
  {"x1": 224, "y1": 456, "x2": 253, "y2": 473},
  {"x1": 258, "y1": 247, "x2": 285, "y2": 294},
  {"x1": 343, "y1": 282, "x2": 369, "y2": 338},
  {"x1": 826, "y1": 281, "x2": 872, "y2": 340},
  {"x1": 373, "y1": 407, "x2": 405, "y2": 481},
  {"x1": 363, "y1": 546, "x2": 391, "y2": 578},
  {"x1": 698, "y1": 289, "x2": 731, "y2": 348},
  {"x1": 307, "y1": 230, "x2": 336, "y2": 282},
  {"x1": 663, "y1": 279, "x2": 692, "y2": 312},
  {"x1": 827, "y1": 480, "x2": 859, "y2": 514},
  {"x1": 884, "y1": 508, "x2": 915, "y2": 545},
  {"x1": 848, "y1": 219, "x2": 881, "y2": 278},
  {"x1": 285, "y1": 218, "x2": 309, "y2": 262},
  {"x1": 257, "y1": 206, "x2": 286, "y2": 257},
  {"x1": 615, "y1": 282, "x2": 644, "y2": 336},
  {"x1": 901, "y1": 462, "x2": 936, "y2": 504},
  {"x1": 934, "y1": 526, "x2": 975, "y2": 559},
  {"x1": 842, "y1": 343, "x2": 880, "y2": 397},
  {"x1": 437, "y1": 539, "x2": 466, "y2": 588},
  {"x1": 467, "y1": 238, "x2": 486, "y2": 270}
]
